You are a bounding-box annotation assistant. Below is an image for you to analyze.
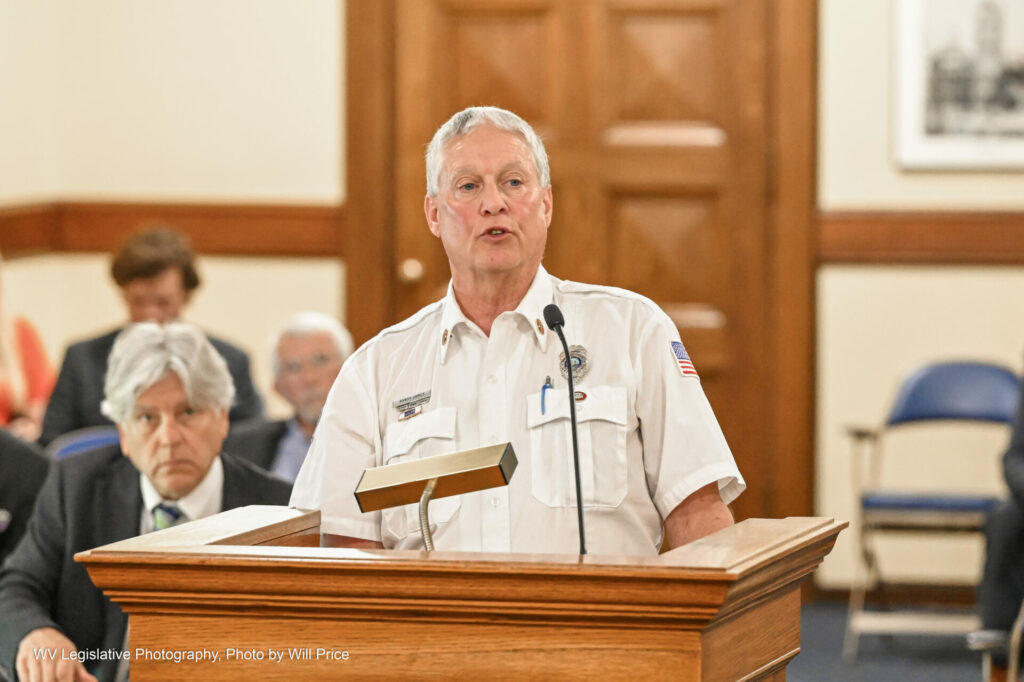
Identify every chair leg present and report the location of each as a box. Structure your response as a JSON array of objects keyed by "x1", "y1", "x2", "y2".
[
  {"x1": 843, "y1": 580, "x2": 866, "y2": 662},
  {"x1": 843, "y1": 538, "x2": 875, "y2": 662}
]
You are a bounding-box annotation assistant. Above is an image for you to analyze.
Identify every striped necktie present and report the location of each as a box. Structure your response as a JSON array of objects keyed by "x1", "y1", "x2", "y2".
[{"x1": 152, "y1": 503, "x2": 183, "y2": 531}]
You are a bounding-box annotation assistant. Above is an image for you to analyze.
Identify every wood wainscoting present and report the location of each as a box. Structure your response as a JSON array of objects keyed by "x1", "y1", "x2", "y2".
[
  {"x1": 0, "y1": 201, "x2": 345, "y2": 258},
  {"x1": 818, "y1": 211, "x2": 1024, "y2": 264}
]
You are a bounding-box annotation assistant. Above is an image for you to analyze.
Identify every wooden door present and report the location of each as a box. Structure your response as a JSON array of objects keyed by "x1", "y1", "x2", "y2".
[{"x1": 345, "y1": 0, "x2": 818, "y2": 522}]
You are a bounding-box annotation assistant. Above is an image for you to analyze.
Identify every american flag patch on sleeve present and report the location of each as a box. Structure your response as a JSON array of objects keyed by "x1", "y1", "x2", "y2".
[{"x1": 671, "y1": 341, "x2": 699, "y2": 378}]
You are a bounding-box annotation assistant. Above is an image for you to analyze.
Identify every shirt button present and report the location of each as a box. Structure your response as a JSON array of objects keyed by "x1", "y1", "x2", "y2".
[
  {"x1": 490, "y1": 497, "x2": 500, "y2": 507},
  {"x1": 487, "y1": 375, "x2": 497, "y2": 384},
  {"x1": 487, "y1": 434, "x2": 497, "y2": 443}
]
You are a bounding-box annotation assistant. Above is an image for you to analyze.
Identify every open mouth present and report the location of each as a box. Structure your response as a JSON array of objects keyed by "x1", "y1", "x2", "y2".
[{"x1": 484, "y1": 228, "x2": 509, "y2": 237}]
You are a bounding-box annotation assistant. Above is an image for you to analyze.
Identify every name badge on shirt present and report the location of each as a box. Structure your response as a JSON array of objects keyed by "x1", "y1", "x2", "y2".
[{"x1": 393, "y1": 390, "x2": 431, "y2": 412}]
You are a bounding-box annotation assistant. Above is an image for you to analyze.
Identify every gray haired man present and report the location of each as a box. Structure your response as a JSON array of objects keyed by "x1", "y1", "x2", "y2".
[
  {"x1": 0, "y1": 322, "x2": 291, "y2": 682},
  {"x1": 226, "y1": 312, "x2": 353, "y2": 482}
]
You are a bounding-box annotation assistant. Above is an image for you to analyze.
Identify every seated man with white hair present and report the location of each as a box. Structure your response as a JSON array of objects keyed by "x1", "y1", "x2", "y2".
[
  {"x1": 0, "y1": 322, "x2": 291, "y2": 682},
  {"x1": 225, "y1": 311, "x2": 353, "y2": 482}
]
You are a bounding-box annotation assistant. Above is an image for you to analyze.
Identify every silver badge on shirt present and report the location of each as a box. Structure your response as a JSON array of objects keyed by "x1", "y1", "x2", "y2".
[{"x1": 559, "y1": 345, "x2": 590, "y2": 382}]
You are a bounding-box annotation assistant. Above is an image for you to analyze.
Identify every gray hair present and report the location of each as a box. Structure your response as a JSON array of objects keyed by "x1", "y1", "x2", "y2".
[
  {"x1": 270, "y1": 311, "x2": 354, "y2": 377},
  {"x1": 425, "y1": 106, "x2": 550, "y2": 197},
  {"x1": 100, "y1": 322, "x2": 235, "y2": 423}
]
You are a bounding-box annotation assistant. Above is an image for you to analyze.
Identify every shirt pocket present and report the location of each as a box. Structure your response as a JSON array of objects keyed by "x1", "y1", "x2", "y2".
[
  {"x1": 382, "y1": 406, "x2": 460, "y2": 540},
  {"x1": 526, "y1": 385, "x2": 628, "y2": 508}
]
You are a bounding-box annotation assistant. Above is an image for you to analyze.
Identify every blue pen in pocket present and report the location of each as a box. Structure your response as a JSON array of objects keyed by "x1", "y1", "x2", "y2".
[{"x1": 541, "y1": 375, "x2": 552, "y2": 415}]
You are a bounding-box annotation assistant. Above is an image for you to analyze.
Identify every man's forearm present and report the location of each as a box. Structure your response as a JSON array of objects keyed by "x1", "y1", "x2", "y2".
[{"x1": 663, "y1": 482, "x2": 734, "y2": 550}]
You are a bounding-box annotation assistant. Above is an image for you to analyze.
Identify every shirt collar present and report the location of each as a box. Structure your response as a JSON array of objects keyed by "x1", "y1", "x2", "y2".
[
  {"x1": 438, "y1": 265, "x2": 553, "y2": 364},
  {"x1": 140, "y1": 455, "x2": 224, "y2": 527}
]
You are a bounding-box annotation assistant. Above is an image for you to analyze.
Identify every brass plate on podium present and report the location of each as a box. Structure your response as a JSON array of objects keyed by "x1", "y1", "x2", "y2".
[{"x1": 354, "y1": 442, "x2": 517, "y2": 512}]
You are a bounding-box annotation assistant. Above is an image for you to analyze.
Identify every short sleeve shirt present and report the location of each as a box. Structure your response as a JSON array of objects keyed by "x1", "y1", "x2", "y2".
[{"x1": 291, "y1": 267, "x2": 744, "y2": 556}]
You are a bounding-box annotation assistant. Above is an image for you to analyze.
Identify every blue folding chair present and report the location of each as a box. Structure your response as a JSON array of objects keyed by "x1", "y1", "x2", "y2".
[
  {"x1": 44, "y1": 426, "x2": 121, "y2": 460},
  {"x1": 842, "y1": 360, "x2": 1021, "y2": 662}
]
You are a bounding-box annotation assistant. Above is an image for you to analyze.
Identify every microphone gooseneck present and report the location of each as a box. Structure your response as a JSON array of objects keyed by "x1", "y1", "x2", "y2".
[{"x1": 542, "y1": 303, "x2": 587, "y2": 556}]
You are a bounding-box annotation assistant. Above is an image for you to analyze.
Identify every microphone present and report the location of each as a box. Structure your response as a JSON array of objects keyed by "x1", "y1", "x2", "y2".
[{"x1": 542, "y1": 303, "x2": 586, "y2": 555}]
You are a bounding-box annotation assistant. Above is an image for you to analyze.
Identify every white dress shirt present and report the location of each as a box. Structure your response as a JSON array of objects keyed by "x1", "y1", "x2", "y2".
[
  {"x1": 138, "y1": 456, "x2": 224, "y2": 534},
  {"x1": 291, "y1": 266, "x2": 744, "y2": 556}
]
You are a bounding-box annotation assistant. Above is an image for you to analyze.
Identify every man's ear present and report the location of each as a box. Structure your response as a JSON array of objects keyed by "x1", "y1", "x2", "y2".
[
  {"x1": 215, "y1": 409, "x2": 229, "y2": 442},
  {"x1": 116, "y1": 423, "x2": 131, "y2": 456},
  {"x1": 424, "y1": 195, "x2": 441, "y2": 238},
  {"x1": 542, "y1": 186, "x2": 553, "y2": 228}
]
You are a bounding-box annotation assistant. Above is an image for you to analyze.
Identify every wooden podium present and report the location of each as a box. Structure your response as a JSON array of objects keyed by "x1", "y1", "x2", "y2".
[{"x1": 77, "y1": 507, "x2": 843, "y2": 681}]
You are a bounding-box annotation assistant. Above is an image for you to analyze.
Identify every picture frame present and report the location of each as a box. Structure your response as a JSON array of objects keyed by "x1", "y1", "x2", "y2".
[{"x1": 895, "y1": 0, "x2": 1024, "y2": 170}]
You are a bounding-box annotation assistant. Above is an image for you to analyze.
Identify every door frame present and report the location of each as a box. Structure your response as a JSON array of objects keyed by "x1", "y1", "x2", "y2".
[{"x1": 343, "y1": 0, "x2": 818, "y2": 519}]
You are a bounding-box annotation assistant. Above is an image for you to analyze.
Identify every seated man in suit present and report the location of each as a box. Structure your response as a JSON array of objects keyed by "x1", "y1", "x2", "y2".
[
  {"x1": 979, "y1": 372, "x2": 1024, "y2": 681},
  {"x1": 0, "y1": 322, "x2": 291, "y2": 682},
  {"x1": 226, "y1": 312, "x2": 353, "y2": 482},
  {"x1": 0, "y1": 432, "x2": 49, "y2": 568},
  {"x1": 39, "y1": 227, "x2": 263, "y2": 446}
]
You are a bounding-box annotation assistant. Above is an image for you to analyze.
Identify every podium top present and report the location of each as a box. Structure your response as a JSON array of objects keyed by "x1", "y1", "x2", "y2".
[{"x1": 76, "y1": 505, "x2": 843, "y2": 578}]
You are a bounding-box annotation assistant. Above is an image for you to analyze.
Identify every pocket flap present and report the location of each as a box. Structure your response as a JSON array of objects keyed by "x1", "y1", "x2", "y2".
[
  {"x1": 385, "y1": 406, "x2": 456, "y2": 460},
  {"x1": 527, "y1": 385, "x2": 626, "y2": 428}
]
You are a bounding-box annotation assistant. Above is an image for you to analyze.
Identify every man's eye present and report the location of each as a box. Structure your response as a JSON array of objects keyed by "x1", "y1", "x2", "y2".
[
  {"x1": 458, "y1": 182, "x2": 476, "y2": 191},
  {"x1": 183, "y1": 407, "x2": 197, "y2": 417},
  {"x1": 508, "y1": 178, "x2": 522, "y2": 187}
]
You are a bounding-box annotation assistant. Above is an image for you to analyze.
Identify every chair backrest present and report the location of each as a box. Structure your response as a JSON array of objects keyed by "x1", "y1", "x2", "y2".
[
  {"x1": 886, "y1": 361, "x2": 1021, "y2": 427},
  {"x1": 45, "y1": 426, "x2": 121, "y2": 459}
]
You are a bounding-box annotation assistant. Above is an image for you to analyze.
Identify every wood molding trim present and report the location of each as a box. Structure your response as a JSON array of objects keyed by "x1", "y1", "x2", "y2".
[
  {"x1": 0, "y1": 201, "x2": 345, "y2": 258},
  {"x1": 0, "y1": 204, "x2": 61, "y2": 254},
  {"x1": 767, "y1": 0, "x2": 818, "y2": 518},
  {"x1": 810, "y1": 585, "x2": 977, "y2": 608},
  {"x1": 344, "y1": 0, "x2": 395, "y2": 346},
  {"x1": 819, "y1": 211, "x2": 1024, "y2": 264}
]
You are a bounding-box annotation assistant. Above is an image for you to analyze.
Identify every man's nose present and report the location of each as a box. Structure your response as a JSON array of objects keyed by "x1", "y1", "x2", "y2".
[
  {"x1": 156, "y1": 416, "x2": 182, "y2": 444},
  {"x1": 299, "y1": 363, "x2": 321, "y2": 385},
  {"x1": 480, "y1": 182, "x2": 508, "y2": 215}
]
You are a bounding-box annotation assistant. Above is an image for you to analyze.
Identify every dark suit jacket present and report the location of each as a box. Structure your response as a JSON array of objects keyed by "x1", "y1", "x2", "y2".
[
  {"x1": 223, "y1": 419, "x2": 289, "y2": 471},
  {"x1": 0, "y1": 432, "x2": 49, "y2": 568},
  {"x1": 1003, "y1": 374, "x2": 1024, "y2": 509},
  {"x1": 0, "y1": 446, "x2": 291, "y2": 681},
  {"x1": 39, "y1": 328, "x2": 264, "y2": 446}
]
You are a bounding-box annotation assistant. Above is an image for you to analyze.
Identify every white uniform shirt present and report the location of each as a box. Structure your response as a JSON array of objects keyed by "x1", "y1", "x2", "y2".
[{"x1": 291, "y1": 267, "x2": 744, "y2": 556}]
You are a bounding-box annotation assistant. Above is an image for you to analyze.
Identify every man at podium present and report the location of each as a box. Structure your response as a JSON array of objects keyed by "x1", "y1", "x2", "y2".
[
  {"x1": 291, "y1": 106, "x2": 744, "y2": 555},
  {"x1": 0, "y1": 323, "x2": 291, "y2": 682}
]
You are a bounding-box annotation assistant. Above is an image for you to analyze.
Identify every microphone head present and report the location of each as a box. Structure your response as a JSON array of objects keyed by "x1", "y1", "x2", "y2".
[{"x1": 543, "y1": 303, "x2": 565, "y2": 331}]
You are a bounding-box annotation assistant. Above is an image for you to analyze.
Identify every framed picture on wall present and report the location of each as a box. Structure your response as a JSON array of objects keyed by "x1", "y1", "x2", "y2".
[{"x1": 896, "y1": 0, "x2": 1024, "y2": 169}]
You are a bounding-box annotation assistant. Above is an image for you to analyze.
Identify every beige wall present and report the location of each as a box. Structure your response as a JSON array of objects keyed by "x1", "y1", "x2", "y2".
[
  {"x1": 817, "y1": 0, "x2": 1024, "y2": 587},
  {"x1": 0, "y1": 0, "x2": 62, "y2": 203},
  {"x1": 0, "y1": 0, "x2": 346, "y2": 417},
  {"x1": 0, "y1": 0, "x2": 343, "y2": 204}
]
